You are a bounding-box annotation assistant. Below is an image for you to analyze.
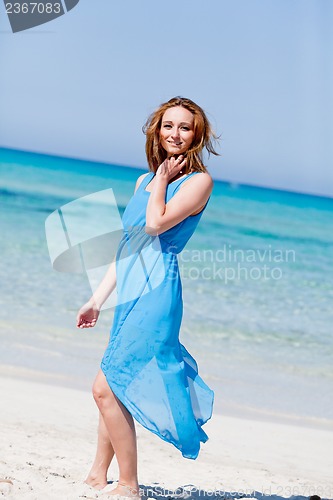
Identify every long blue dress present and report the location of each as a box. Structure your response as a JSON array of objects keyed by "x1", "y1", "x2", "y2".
[{"x1": 101, "y1": 171, "x2": 214, "y2": 460}]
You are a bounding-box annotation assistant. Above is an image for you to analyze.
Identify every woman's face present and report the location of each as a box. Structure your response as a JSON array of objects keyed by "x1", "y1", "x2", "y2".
[{"x1": 159, "y1": 106, "x2": 195, "y2": 157}]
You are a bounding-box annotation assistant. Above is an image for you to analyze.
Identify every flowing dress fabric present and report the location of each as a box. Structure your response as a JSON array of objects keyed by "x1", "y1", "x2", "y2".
[{"x1": 101, "y1": 172, "x2": 214, "y2": 460}]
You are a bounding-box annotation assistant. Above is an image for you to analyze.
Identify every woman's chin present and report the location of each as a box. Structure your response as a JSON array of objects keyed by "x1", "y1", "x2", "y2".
[{"x1": 166, "y1": 147, "x2": 187, "y2": 157}]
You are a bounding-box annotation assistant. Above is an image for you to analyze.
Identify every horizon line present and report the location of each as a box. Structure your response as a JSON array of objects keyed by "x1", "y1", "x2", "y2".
[{"x1": 1, "y1": 145, "x2": 332, "y2": 202}]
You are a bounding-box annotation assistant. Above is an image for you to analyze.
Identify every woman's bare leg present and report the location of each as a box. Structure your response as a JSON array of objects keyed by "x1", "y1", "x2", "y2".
[
  {"x1": 85, "y1": 412, "x2": 115, "y2": 489},
  {"x1": 92, "y1": 369, "x2": 139, "y2": 496}
]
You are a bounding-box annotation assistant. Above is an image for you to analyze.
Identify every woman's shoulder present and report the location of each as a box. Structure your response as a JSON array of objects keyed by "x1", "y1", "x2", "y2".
[
  {"x1": 134, "y1": 172, "x2": 152, "y2": 193},
  {"x1": 178, "y1": 171, "x2": 213, "y2": 216},
  {"x1": 183, "y1": 170, "x2": 214, "y2": 191},
  {"x1": 193, "y1": 170, "x2": 213, "y2": 182}
]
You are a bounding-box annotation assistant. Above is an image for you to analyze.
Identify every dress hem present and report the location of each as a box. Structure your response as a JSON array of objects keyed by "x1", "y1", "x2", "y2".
[{"x1": 100, "y1": 362, "x2": 214, "y2": 460}]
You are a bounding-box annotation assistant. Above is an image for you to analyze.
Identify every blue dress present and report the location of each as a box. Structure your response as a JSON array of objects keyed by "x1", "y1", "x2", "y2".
[{"x1": 101, "y1": 171, "x2": 214, "y2": 460}]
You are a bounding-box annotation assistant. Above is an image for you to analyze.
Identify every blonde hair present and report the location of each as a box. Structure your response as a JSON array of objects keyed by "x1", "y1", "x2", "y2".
[{"x1": 142, "y1": 96, "x2": 220, "y2": 174}]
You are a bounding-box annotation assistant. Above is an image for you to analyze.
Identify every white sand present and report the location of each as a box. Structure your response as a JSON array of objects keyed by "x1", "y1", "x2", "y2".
[{"x1": 0, "y1": 376, "x2": 332, "y2": 500}]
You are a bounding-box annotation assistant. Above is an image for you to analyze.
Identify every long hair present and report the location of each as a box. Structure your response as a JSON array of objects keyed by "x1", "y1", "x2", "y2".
[{"x1": 142, "y1": 96, "x2": 220, "y2": 174}]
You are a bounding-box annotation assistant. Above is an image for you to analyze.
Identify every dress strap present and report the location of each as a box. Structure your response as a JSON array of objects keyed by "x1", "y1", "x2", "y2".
[
  {"x1": 173, "y1": 171, "x2": 202, "y2": 192},
  {"x1": 172, "y1": 172, "x2": 209, "y2": 216},
  {"x1": 139, "y1": 172, "x2": 155, "y2": 191}
]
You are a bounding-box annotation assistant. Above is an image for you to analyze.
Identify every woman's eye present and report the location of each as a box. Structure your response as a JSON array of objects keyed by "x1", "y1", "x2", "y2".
[
  {"x1": 164, "y1": 125, "x2": 172, "y2": 129},
  {"x1": 181, "y1": 127, "x2": 190, "y2": 131}
]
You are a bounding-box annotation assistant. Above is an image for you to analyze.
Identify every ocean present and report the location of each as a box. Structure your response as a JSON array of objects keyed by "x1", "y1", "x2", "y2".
[{"x1": 1, "y1": 147, "x2": 332, "y2": 428}]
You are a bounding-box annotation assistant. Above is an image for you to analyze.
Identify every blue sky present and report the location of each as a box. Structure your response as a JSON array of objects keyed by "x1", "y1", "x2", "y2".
[{"x1": 0, "y1": 0, "x2": 332, "y2": 197}]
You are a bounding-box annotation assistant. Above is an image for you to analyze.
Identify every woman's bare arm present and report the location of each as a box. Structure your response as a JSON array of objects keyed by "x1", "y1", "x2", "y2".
[
  {"x1": 88, "y1": 258, "x2": 117, "y2": 310},
  {"x1": 146, "y1": 171, "x2": 213, "y2": 235},
  {"x1": 76, "y1": 258, "x2": 117, "y2": 328},
  {"x1": 77, "y1": 173, "x2": 154, "y2": 328}
]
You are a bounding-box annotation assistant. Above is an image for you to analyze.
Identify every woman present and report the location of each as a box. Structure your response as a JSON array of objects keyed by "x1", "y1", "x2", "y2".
[{"x1": 76, "y1": 96, "x2": 219, "y2": 498}]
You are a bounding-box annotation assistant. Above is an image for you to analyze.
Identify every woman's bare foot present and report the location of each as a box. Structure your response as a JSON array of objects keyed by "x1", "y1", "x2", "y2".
[
  {"x1": 84, "y1": 474, "x2": 108, "y2": 490},
  {"x1": 100, "y1": 481, "x2": 140, "y2": 498}
]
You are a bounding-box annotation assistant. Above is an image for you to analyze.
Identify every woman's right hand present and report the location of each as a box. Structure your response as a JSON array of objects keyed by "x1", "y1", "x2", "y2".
[
  {"x1": 156, "y1": 154, "x2": 187, "y2": 183},
  {"x1": 76, "y1": 299, "x2": 100, "y2": 329}
]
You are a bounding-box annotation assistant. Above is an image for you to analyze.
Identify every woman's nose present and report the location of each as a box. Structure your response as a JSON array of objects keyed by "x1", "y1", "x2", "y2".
[{"x1": 171, "y1": 128, "x2": 180, "y2": 139}]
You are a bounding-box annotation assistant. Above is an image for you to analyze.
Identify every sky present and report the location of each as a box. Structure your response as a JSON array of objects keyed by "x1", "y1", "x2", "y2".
[{"x1": 0, "y1": 0, "x2": 332, "y2": 197}]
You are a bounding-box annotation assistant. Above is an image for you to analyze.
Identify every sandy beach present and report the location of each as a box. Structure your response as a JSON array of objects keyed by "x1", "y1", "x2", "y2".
[{"x1": 1, "y1": 375, "x2": 332, "y2": 500}]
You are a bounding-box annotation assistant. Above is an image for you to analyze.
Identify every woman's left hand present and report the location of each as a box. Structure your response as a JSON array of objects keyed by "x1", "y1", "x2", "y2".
[
  {"x1": 76, "y1": 299, "x2": 100, "y2": 329},
  {"x1": 156, "y1": 155, "x2": 187, "y2": 183}
]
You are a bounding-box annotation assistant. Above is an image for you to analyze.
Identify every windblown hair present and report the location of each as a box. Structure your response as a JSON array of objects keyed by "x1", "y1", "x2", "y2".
[{"x1": 142, "y1": 96, "x2": 220, "y2": 174}]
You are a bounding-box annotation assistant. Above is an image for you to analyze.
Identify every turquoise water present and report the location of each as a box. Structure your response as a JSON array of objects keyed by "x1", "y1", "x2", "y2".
[{"x1": 1, "y1": 147, "x2": 332, "y2": 426}]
